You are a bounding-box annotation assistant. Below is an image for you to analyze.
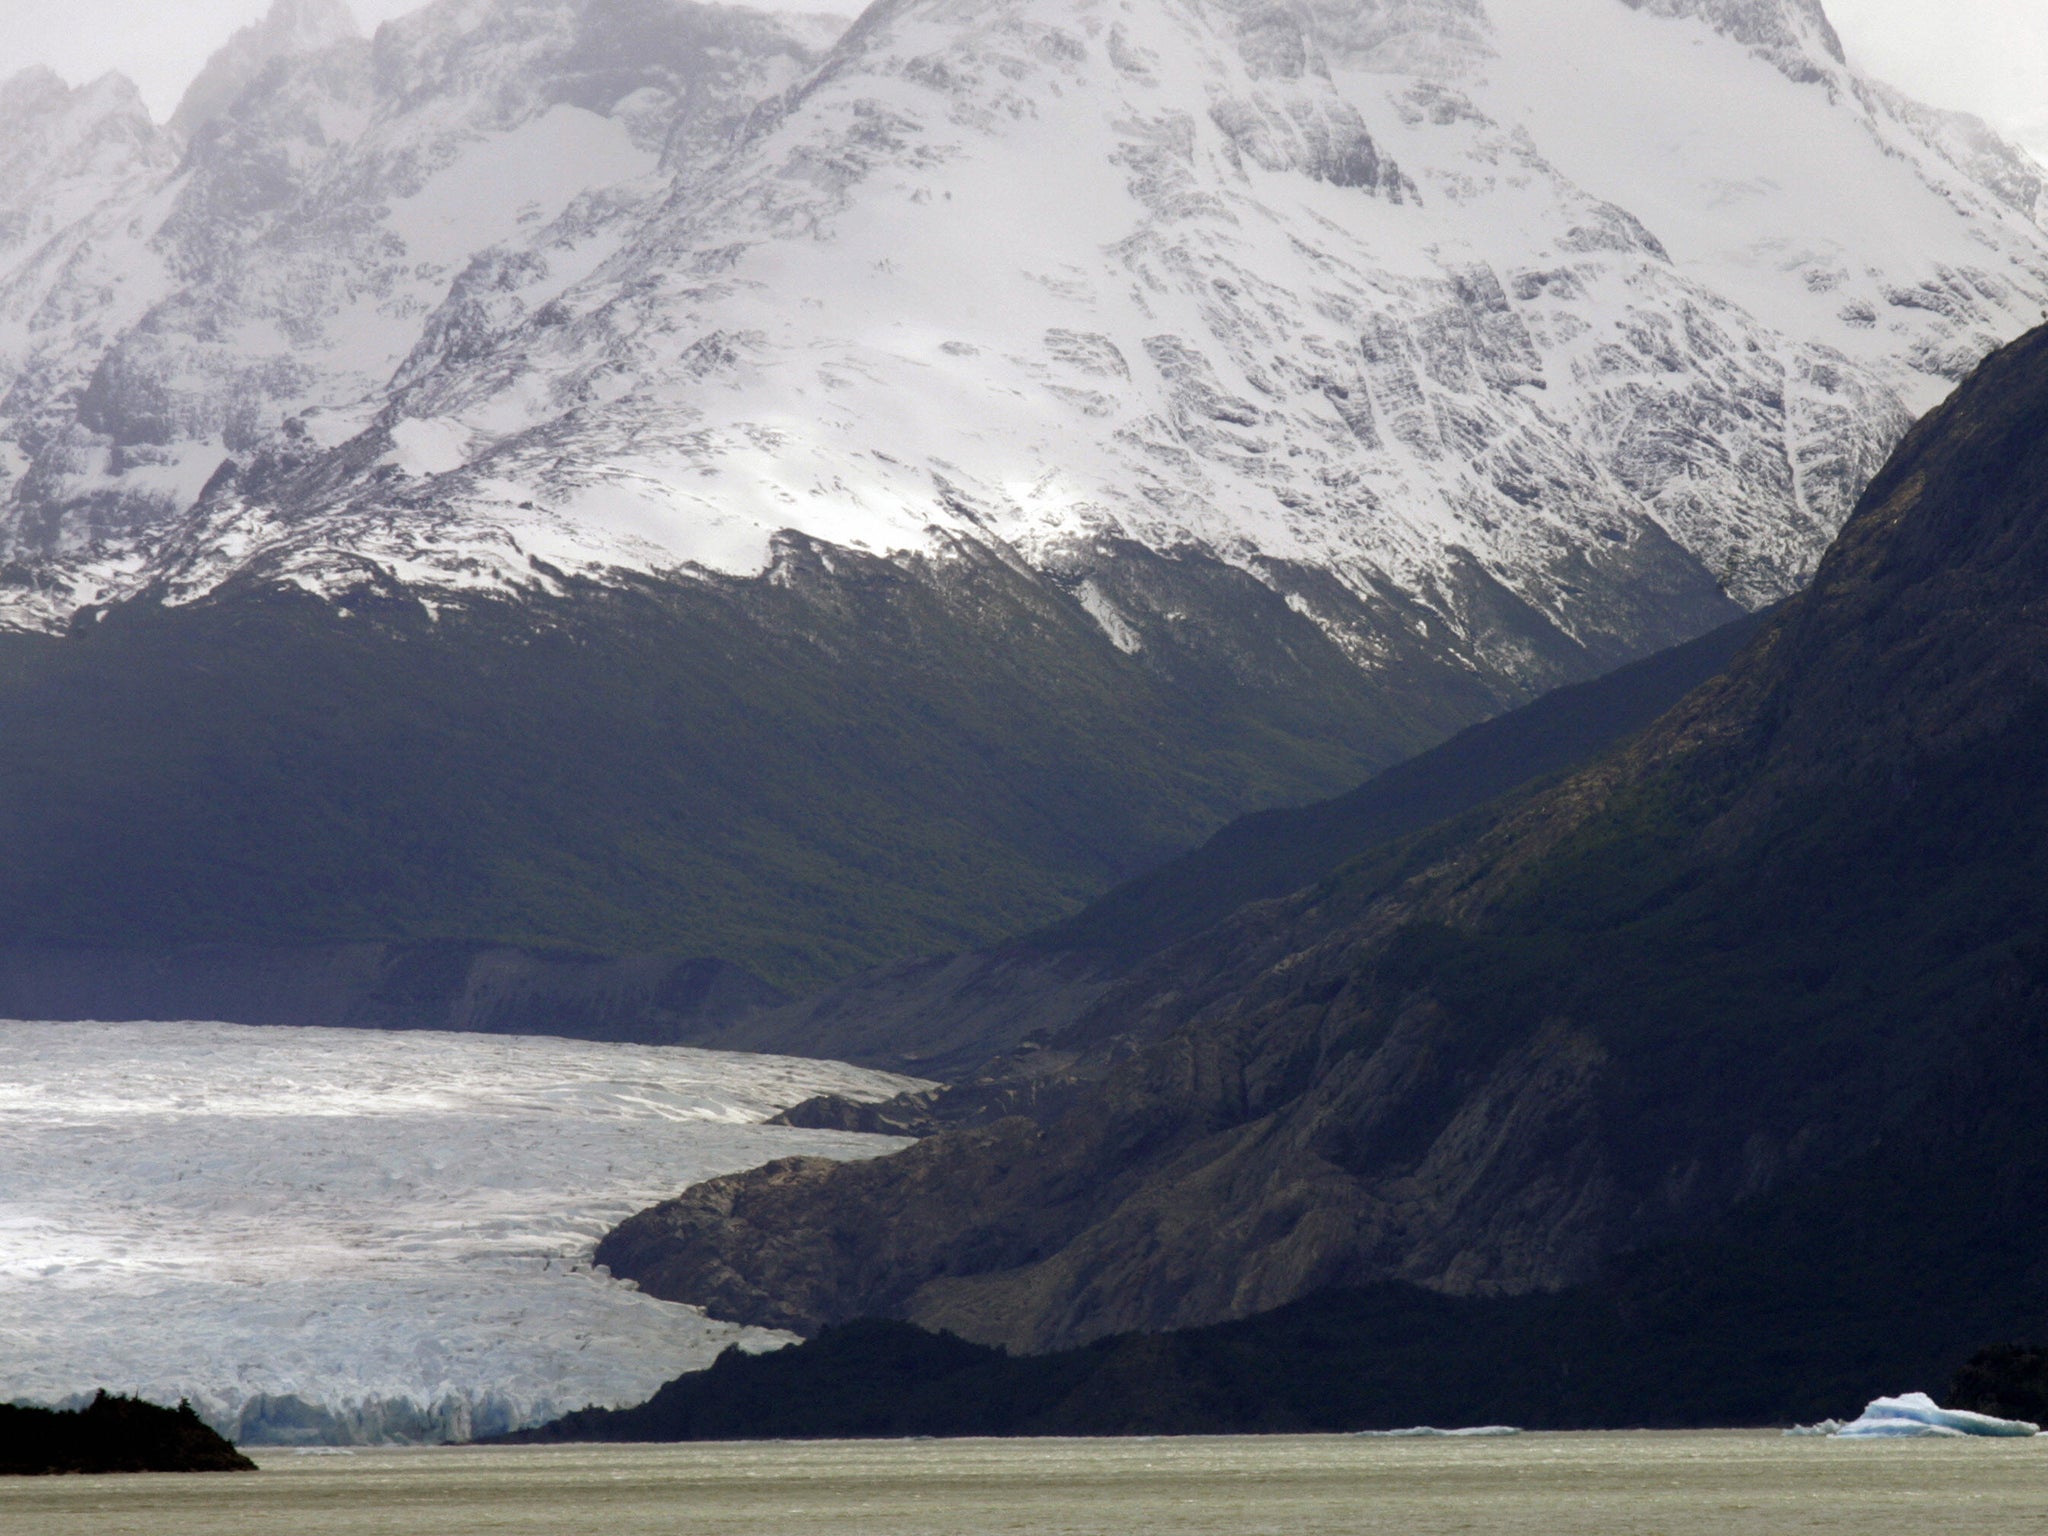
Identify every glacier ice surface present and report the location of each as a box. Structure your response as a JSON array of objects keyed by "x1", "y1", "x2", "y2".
[{"x1": 0, "y1": 1019, "x2": 926, "y2": 1443}]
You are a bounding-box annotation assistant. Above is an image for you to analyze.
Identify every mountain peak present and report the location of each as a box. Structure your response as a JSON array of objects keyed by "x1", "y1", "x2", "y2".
[
  {"x1": 2, "y1": 0, "x2": 2045, "y2": 698},
  {"x1": 0, "y1": 66, "x2": 152, "y2": 131},
  {"x1": 169, "y1": 0, "x2": 360, "y2": 139},
  {"x1": 0, "y1": 65, "x2": 72, "y2": 113},
  {"x1": 0, "y1": 66, "x2": 170, "y2": 216}
]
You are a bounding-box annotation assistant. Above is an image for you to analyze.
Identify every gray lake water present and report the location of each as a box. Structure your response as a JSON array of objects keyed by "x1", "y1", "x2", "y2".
[{"x1": 7, "y1": 1433, "x2": 2048, "y2": 1535}]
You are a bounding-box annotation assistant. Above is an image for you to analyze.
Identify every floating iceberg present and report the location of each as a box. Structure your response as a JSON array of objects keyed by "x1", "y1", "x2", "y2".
[
  {"x1": 1356, "y1": 1426, "x2": 1522, "y2": 1438},
  {"x1": 1814, "y1": 1393, "x2": 2038, "y2": 1439}
]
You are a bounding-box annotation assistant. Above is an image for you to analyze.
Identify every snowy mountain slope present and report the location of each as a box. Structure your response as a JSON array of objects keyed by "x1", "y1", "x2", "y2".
[
  {"x1": 0, "y1": 1020, "x2": 925, "y2": 1443},
  {"x1": 0, "y1": 0, "x2": 837, "y2": 630},
  {"x1": 0, "y1": 70, "x2": 181, "y2": 545},
  {"x1": 0, "y1": 0, "x2": 2036, "y2": 686}
]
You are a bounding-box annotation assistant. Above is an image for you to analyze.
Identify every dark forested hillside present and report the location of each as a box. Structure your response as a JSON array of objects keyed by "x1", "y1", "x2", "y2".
[
  {"x1": 0, "y1": 1394, "x2": 254, "y2": 1475},
  {"x1": 0, "y1": 540, "x2": 1500, "y2": 993}
]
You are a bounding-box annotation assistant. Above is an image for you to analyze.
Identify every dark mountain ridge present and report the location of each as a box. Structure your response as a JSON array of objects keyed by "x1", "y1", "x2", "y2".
[
  {"x1": 597, "y1": 321, "x2": 2048, "y2": 1361},
  {"x1": 699, "y1": 608, "x2": 1767, "y2": 1079}
]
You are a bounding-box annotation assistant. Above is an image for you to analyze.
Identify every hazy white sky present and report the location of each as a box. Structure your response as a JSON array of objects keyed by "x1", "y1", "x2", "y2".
[
  {"x1": 1827, "y1": 0, "x2": 2048, "y2": 156},
  {"x1": 0, "y1": 0, "x2": 2042, "y2": 160}
]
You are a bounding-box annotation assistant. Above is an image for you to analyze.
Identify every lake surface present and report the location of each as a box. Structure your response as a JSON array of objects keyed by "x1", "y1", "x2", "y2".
[{"x1": 8, "y1": 1433, "x2": 2048, "y2": 1535}]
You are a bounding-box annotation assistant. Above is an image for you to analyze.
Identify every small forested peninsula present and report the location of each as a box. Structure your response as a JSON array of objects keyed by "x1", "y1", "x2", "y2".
[{"x1": 0, "y1": 1393, "x2": 256, "y2": 1475}]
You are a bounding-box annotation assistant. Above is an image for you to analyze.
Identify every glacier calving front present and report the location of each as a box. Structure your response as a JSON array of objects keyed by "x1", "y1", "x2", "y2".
[{"x1": 0, "y1": 1020, "x2": 924, "y2": 1442}]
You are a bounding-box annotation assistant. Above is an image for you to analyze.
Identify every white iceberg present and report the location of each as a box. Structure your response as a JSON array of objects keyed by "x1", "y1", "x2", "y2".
[
  {"x1": 1356, "y1": 1426, "x2": 1522, "y2": 1438},
  {"x1": 1821, "y1": 1393, "x2": 2038, "y2": 1439}
]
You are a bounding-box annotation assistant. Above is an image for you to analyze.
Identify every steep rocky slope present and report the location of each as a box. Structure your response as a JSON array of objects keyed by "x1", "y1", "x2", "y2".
[{"x1": 600, "y1": 318, "x2": 2048, "y2": 1352}]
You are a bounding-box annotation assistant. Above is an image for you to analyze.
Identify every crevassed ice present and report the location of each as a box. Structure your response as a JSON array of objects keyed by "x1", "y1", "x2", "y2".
[{"x1": 0, "y1": 1020, "x2": 926, "y2": 1444}]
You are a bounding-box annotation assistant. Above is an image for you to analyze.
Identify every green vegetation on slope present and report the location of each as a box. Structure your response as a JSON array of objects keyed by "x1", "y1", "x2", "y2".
[
  {"x1": 1028, "y1": 608, "x2": 1769, "y2": 966},
  {"x1": 0, "y1": 539, "x2": 1491, "y2": 990},
  {"x1": 671, "y1": 609, "x2": 1772, "y2": 1079}
]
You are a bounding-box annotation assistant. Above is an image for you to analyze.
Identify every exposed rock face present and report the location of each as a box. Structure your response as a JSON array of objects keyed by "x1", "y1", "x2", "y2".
[
  {"x1": 1621, "y1": 0, "x2": 1844, "y2": 79},
  {"x1": 599, "y1": 319, "x2": 2048, "y2": 1352}
]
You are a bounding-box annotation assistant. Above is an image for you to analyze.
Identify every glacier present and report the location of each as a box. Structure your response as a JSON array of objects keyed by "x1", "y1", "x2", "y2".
[{"x1": 0, "y1": 1019, "x2": 927, "y2": 1443}]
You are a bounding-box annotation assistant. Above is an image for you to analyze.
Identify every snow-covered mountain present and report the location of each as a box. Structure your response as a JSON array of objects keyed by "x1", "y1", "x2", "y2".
[
  {"x1": 0, "y1": 0, "x2": 841, "y2": 629},
  {"x1": 0, "y1": 0, "x2": 2043, "y2": 683}
]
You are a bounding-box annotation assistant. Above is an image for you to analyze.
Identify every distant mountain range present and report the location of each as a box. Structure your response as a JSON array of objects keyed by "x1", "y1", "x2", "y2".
[
  {"x1": 597, "y1": 315, "x2": 2048, "y2": 1414},
  {"x1": 0, "y1": 0, "x2": 2043, "y2": 979}
]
